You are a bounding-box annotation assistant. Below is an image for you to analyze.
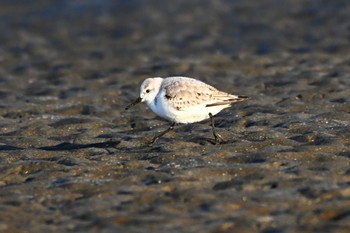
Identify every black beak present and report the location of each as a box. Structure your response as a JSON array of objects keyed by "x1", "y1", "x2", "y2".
[{"x1": 125, "y1": 97, "x2": 142, "y2": 110}]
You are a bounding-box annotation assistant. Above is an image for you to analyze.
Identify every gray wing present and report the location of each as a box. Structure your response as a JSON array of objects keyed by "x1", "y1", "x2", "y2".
[{"x1": 161, "y1": 78, "x2": 245, "y2": 111}]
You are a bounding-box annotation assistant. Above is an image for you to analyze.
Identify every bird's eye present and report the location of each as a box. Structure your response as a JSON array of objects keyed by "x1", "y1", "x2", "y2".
[{"x1": 145, "y1": 89, "x2": 150, "y2": 93}]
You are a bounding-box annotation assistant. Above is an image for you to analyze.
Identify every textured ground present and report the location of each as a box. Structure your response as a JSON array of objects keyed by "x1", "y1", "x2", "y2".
[{"x1": 0, "y1": 0, "x2": 349, "y2": 232}]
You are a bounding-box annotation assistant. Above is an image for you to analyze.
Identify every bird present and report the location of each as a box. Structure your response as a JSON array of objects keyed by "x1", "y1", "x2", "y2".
[{"x1": 125, "y1": 76, "x2": 248, "y2": 144}]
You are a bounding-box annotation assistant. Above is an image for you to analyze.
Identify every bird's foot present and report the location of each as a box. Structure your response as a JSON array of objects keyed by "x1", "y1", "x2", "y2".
[
  {"x1": 149, "y1": 136, "x2": 159, "y2": 146},
  {"x1": 212, "y1": 132, "x2": 225, "y2": 145}
]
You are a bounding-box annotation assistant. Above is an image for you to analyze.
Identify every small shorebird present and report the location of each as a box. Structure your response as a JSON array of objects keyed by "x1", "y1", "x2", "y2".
[{"x1": 126, "y1": 76, "x2": 248, "y2": 144}]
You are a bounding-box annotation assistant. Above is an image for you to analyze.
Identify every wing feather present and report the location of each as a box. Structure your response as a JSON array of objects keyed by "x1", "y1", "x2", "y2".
[{"x1": 160, "y1": 77, "x2": 247, "y2": 111}]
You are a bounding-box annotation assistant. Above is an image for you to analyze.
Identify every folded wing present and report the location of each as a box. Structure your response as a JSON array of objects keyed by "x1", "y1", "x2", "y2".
[{"x1": 161, "y1": 77, "x2": 248, "y2": 111}]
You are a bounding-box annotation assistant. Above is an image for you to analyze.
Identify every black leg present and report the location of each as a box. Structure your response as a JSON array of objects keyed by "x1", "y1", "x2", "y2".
[
  {"x1": 150, "y1": 122, "x2": 176, "y2": 145},
  {"x1": 209, "y1": 113, "x2": 224, "y2": 144}
]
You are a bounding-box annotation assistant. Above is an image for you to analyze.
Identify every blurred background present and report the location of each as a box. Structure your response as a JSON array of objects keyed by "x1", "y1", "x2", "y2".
[
  {"x1": 0, "y1": 1, "x2": 349, "y2": 233},
  {"x1": 1, "y1": 0, "x2": 348, "y2": 79}
]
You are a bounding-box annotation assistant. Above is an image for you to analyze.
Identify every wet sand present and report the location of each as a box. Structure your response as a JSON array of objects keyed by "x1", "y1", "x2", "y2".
[{"x1": 0, "y1": 0, "x2": 349, "y2": 232}]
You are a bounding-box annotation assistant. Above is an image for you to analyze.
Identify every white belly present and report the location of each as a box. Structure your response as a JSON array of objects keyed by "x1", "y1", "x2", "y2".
[{"x1": 148, "y1": 99, "x2": 229, "y2": 124}]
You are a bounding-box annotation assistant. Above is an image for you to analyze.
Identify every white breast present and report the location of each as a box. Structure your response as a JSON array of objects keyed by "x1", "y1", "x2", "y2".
[{"x1": 147, "y1": 94, "x2": 230, "y2": 124}]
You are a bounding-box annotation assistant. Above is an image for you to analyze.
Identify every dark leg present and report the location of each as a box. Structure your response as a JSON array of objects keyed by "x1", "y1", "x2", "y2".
[
  {"x1": 150, "y1": 122, "x2": 176, "y2": 145},
  {"x1": 209, "y1": 113, "x2": 224, "y2": 144}
]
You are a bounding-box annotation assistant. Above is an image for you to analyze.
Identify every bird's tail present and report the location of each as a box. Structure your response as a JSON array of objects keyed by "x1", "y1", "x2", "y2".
[{"x1": 206, "y1": 95, "x2": 248, "y2": 107}]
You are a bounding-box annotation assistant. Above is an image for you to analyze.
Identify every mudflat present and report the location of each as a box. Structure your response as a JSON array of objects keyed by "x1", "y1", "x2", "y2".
[{"x1": 0, "y1": 0, "x2": 349, "y2": 232}]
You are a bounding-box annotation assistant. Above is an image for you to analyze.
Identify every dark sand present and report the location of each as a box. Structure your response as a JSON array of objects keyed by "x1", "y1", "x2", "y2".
[{"x1": 0, "y1": 0, "x2": 349, "y2": 232}]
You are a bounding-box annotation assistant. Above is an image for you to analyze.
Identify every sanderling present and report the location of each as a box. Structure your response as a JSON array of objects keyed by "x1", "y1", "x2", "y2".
[{"x1": 126, "y1": 76, "x2": 248, "y2": 144}]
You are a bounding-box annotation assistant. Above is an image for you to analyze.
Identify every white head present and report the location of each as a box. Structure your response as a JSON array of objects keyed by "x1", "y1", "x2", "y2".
[
  {"x1": 139, "y1": 77, "x2": 163, "y2": 104},
  {"x1": 125, "y1": 77, "x2": 163, "y2": 110}
]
